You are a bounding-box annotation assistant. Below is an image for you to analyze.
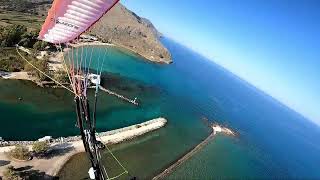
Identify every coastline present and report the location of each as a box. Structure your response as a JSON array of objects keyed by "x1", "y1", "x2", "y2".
[
  {"x1": 71, "y1": 41, "x2": 172, "y2": 64},
  {"x1": 111, "y1": 42, "x2": 172, "y2": 64},
  {"x1": 0, "y1": 117, "x2": 167, "y2": 178},
  {"x1": 0, "y1": 40, "x2": 172, "y2": 85}
]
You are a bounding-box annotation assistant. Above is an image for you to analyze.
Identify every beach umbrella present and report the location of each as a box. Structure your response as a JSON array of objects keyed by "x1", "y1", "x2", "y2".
[{"x1": 16, "y1": 0, "x2": 130, "y2": 179}]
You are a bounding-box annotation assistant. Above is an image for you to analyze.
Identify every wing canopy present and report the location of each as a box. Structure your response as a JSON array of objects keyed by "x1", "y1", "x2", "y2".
[{"x1": 39, "y1": 0, "x2": 119, "y2": 43}]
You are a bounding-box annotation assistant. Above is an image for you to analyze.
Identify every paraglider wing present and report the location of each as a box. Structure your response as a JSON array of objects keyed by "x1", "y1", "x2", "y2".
[
  {"x1": 32, "y1": 1, "x2": 132, "y2": 179},
  {"x1": 39, "y1": 0, "x2": 119, "y2": 43}
]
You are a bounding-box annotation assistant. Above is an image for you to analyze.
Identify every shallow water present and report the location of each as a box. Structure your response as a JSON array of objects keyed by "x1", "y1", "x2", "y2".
[
  {"x1": 1, "y1": 38, "x2": 320, "y2": 179},
  {"x1": 168, "y1": 135, "x2": 268, "y2": 179}
]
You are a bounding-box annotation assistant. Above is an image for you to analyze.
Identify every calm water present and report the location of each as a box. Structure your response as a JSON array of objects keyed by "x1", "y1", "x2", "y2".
[{"x1": 1, "y1": 38, "x2": 320, "y2": 179}]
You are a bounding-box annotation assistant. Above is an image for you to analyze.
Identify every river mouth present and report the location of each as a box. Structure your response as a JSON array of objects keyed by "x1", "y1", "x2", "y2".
[{"x1": 0, "y1": 70, "x2": 172, "y2": 141}]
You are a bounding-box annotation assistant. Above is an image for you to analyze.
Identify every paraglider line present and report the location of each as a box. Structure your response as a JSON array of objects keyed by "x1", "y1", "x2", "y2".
[
  {"x1": 15, "y1": 45, "x2": 77, "y2": 96},
  {"x1": 96, "y1": 135, "x2": 129, "y2": 178}
]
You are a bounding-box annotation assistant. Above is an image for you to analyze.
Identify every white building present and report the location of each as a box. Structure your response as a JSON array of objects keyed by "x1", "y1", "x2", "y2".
[
  {"x1": 80, "y1": 35, "x2": 98, "y2": 42},
  {"x1": 38, "y1": 136, "x2": 52, "y2": 142}
]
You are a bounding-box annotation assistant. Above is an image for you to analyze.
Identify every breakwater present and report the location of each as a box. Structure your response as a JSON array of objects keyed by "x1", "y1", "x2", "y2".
[
  {"x1": 0, "y1": 118, "x2": 168, "y2": 177},
  {"x1": 153, "y1": 124, "x2": 235, "y2": 180},
  {"x1": 0, "y1": 118, "x2": 167, "y2": 149}
]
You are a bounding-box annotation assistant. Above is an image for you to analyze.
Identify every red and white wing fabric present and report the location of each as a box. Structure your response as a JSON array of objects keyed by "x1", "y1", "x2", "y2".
[{"x1": 39, "y1": 0, "x2": 119, "y2": 44}]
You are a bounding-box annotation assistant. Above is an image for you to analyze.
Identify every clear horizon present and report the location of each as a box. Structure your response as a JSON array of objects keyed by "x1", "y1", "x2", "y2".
[{"x1": 122, "y1": 0, "x2": 320, "y2": 125}]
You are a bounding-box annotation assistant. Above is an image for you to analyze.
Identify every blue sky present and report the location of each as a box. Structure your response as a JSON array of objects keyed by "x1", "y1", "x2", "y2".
[{"x1": 122, "y1": 0, "x2": 320, "y2": 125}]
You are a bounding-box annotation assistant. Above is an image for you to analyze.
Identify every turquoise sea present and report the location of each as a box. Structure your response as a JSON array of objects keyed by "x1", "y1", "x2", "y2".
[{"x1": 1, "y1": 38, "x2": 320, "y2": 179}]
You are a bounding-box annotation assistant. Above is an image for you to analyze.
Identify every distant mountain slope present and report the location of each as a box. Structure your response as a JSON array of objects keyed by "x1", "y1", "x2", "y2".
[
  {"x1": 0, "y1": 0, "x2": 51, "y2": 15},
  {"x1": 0, "y1": 0, "x2": 172, "y2": 63},
  {"x1": 91, "y1": 3, "x2": 172, "y2": 63}
]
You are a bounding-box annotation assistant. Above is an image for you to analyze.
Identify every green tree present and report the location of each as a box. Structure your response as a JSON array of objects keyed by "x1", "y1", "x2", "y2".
[
  {"x1": 24, "y1": 57, "x2": 49, "y2": 81},
  {"x1": 2, "y1": 166, "x2": 21, "y2": 180},
  {"x1": 21, "y1": 38, "x2": 31, "y2": 47},
  {"x1": 19, "y1": 30, "x2": 39, "y2": 48},
  {"x1": 9, "y1": 145, "x2": 31, "y2": 161},
  {"x1": 0, "y1": 25, "x2": 27, "y2": 47},
  {"x1": 33, "y1": 41, "x2": 48, "y2": 51},
  {"x1": 54, "y1": 69, "x2": 69, "y2": 83},
  {"x1": 0, "y1": 48, "x2": 26, "y2": 72},
  {"x1": 32, "y1": 141, "x2": 50, "y2": 155},
  {"x1": 32, "y1": 41, "x2": 42, "y2": 51}
]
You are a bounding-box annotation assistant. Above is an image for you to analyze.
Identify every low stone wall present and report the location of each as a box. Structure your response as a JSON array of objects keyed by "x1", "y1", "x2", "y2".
[
  {"x1": 98, "y1": 117, "x2": 167, "y2": 145},
  {"x1": 0, "y1": 137, "x2": 81, "y2": 148},
  {"x1": 0, "y1": 140, "x2": 34, "y2": 147},
  {"x1": 0, "y1": 118, "x2": 167, "y2": 148}
]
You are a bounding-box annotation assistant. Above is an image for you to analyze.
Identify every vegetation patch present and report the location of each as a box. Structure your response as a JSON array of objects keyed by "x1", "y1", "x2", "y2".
[
  {"x1": 24, "y1": 56, "x2": 49, "y2": 81},
  {"x1": 0, "y1": 24, "x2": 52, "y2": 81},
  {"x1": 0, "y1": 48, "x2": 26, "y2": 72},
  {"x1": 0, "y1": 24, "x2": 43, "y2": 49},
  {"x1": 2, "y1": 166, "x2": 21, "y2": 180},
  {"x1": 9, "y1": 145, "x2": 31, "y2": 161},
  {"x1": 0, "y1": 8, "x2": 44, "y2": 30},
  {"x1": 53, "y1": 69, "x2": 69, "y2": 84},
  {"x1": 32, "y1": 141, "x2": 50, "y2": 157}
]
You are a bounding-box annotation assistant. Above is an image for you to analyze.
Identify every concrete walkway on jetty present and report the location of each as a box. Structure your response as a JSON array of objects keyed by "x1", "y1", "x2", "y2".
[
  {"x1": 153, "y1": 124, "x2": 235, "y2": 180},
  {"x1": 0, "y1": 117, "x2": 167, "y2": 178}
]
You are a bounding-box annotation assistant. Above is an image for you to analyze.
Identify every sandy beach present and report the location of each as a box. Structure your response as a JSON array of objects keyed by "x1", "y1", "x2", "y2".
[
  {"x1": 0, "y1": 71, "x2": 33, "y2": 81},
  {"x1": 0, "y1": 117, "x2": 167, "y2": 178},
  {"x1": 71, "y1": 41, "x2": 171, "y2": 64},
  {"x1": 69, "y1": 41, "x2": 115, "y2": 48}
]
